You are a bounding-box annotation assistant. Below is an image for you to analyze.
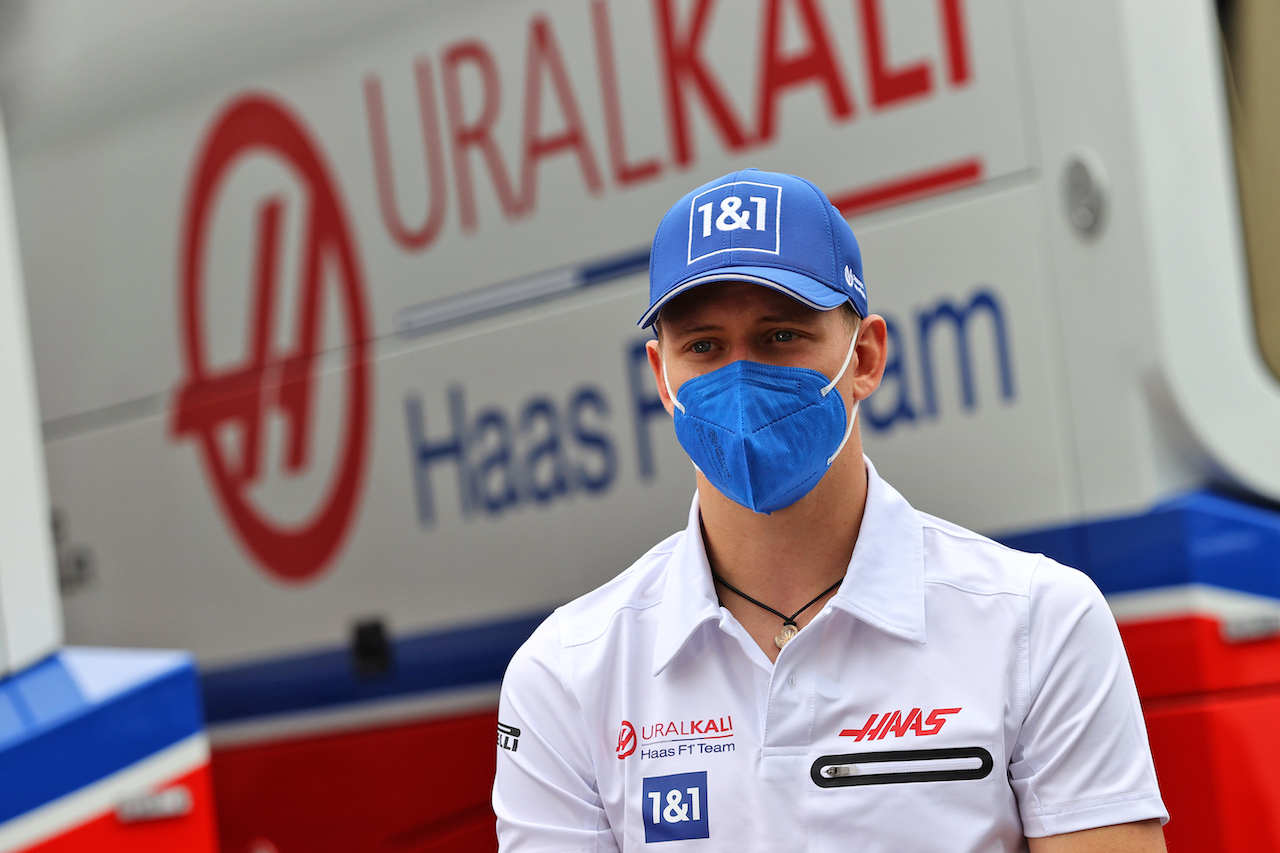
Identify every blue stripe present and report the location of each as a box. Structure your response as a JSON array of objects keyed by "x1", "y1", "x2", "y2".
[
  {"x1": 0, "y1": 650, "x2": 203, "y2": 824},
  {"x1": 996, "y1": 490, "x2": 1280, "y2": 598},
  {"x1": 201, "y1": 611, "x2": 548, "y2": 724},
  {"x1": 579, "y1": 248, "x2": 650, "y2": 288},
  {"x1": 397, "y1": 247, "x2": 651, "y2": 338},
  {"x1": 200, "y1": 493, "x2": 1280, "y2": 731}
]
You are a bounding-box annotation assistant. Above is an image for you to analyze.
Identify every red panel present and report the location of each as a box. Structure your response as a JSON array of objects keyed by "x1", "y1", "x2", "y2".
[
  {"x1": 1119, "y1": 615, "x2": 1280, "y2": 699},
  {"x1": 1145, "y1": 687, "x2": 1280, "y2": 852},
  {"x1": 20, "y1": 765, "x2": 219, "y2": 853},
  {"x1": 211, "y1": 709, "x2": 499, "y2": 853}
]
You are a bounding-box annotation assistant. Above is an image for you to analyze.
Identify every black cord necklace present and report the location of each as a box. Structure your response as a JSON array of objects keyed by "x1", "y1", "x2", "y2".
[{"x1": 711, "y1": 570, "x2": 844, "y2": 650}]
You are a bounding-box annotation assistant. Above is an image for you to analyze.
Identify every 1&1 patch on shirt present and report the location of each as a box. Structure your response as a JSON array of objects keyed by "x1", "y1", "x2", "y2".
[{"x1": 641, "y1": 771, "x2": 709, "y2": 842}]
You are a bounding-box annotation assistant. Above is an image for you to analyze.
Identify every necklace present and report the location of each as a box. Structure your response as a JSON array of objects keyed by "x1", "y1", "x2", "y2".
[{"x1": 711, "y1": 571, "x2": 844, "y2": 649}]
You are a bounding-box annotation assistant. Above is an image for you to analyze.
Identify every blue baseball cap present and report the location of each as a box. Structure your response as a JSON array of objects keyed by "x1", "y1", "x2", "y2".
[{"x1": 639, "y1": 168, "x2": 867, "y2": 327}]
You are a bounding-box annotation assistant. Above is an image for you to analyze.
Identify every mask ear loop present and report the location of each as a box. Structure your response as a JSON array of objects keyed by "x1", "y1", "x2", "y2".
[
  {"x1": 822, "y1": 327, "x2": 861, "y2": 466},
  {"x1": 662, "y1": 357, "x2": 703, "y2": 474},
  {"x1": 662, "y1": 358, "x2": 686, "y2": 414}
]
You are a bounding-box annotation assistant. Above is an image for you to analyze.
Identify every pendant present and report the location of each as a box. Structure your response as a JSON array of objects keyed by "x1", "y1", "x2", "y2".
[{"x1": 774, "y1": 623, "x2": 798, "y2": 650}]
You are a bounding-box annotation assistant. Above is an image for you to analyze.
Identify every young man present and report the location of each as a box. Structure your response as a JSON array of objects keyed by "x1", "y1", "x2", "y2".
[{"x1": 494, "y1": 170, "x2": 1168, "y2": 851}]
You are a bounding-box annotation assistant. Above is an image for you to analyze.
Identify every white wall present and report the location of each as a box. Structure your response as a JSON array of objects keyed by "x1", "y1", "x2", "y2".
[{"x1": 0, "y1": 106, "x2": 62, "y2": 676}]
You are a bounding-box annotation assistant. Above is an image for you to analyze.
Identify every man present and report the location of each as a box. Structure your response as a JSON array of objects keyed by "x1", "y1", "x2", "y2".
[{"x1": 494, "y1": 169, "x2": 1168, "y2": 851}]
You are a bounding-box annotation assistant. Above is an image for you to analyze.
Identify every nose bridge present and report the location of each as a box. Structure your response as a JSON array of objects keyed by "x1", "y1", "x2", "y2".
[
  {"x1": 667, "y1": 337, "x2": 758, "y2": 406},
  {"x1": 726, "y1": 337, "x2": 762, "y2": 365}
]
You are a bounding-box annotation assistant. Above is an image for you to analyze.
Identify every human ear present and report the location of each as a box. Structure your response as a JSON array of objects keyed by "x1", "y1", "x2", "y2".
[
  {"x1": 646, "y1": 338, "x2": 676, "y2": 416},
  {"x1": 851, "y1": 314, "x2": 889, "y2": 400}
]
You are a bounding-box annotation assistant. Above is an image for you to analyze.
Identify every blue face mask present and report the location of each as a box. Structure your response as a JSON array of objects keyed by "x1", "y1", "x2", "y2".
[{"x1": 664, "y1": 332, "x2": 860, "y2": 514}]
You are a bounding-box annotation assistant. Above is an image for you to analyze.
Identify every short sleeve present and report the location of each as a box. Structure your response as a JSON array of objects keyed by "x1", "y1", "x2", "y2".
[
  {"x1": 1009, "y1": 559, "x2": 1169, "y2": 837},
  {"x1": 493, "y1": 612, "x2": 618, "y2": 853}
]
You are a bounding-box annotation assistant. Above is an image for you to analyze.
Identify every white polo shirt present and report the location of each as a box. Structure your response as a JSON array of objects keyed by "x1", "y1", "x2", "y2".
[{"x1": 494, "y1": 459, "x2": 1167, "y2": 851}]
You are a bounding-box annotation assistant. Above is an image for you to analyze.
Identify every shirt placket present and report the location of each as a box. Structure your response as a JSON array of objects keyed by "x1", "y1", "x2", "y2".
[{"x1": 759, "y1": 619, "x2": 824, "y2": 853}]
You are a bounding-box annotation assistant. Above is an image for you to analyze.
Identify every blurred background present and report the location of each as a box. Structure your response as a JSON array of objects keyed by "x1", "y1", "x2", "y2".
[{"x1": 0, "y1": 0, "x2": 1278, "y2": 850}]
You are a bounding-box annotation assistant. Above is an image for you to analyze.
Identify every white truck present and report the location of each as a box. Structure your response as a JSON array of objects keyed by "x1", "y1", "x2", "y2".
[{"x1": 2, "y1": 0, "x2": 1278, "y2": 850}]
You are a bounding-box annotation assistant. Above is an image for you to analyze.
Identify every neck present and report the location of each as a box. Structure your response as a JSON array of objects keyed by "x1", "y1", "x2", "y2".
[{"x1": 698, "y1": 444, "x2": 869, "y2": 657}]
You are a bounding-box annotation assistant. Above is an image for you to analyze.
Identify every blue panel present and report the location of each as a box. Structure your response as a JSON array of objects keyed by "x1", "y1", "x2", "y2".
[
  {"x1": 0, "y1": 649, "x2": 204, "y2": 824},
  {"x1": 201, "y1": 610, "x2": 548, "y2": 724},
  {"x1": 12, "y1": 656, "x2": 85, "y2": 728},
  {"x1": 0, "y1": 690, "x2": 25, "y2": 749},
  {"x1": 997, "y1": 491, "x2": 1280, "y2": 598}
]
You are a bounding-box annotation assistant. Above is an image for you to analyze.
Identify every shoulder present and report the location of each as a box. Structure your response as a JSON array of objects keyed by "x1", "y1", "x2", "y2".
[
  {"x1": 917, "y1": 512, "x2": 1105, "y2": 604},
  {"x1": 917, "y1": 511, "x2": 1043, "y2": 597}
]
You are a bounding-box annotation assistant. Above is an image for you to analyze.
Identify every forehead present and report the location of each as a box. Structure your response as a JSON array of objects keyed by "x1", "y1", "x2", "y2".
[{"x1": 659, "y1": 280, "x2": 831, "y2": 330}]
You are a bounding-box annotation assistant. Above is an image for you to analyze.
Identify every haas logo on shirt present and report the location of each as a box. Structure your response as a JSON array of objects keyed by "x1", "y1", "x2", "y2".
[{"x1": 840, "y1": 707, "x2": 961, "y2": 741}]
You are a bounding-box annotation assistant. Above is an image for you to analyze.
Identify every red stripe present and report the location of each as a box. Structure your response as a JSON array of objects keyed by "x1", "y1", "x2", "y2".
[{"x1": 830, "y1": 158, "x2": 983, "y2": 218}]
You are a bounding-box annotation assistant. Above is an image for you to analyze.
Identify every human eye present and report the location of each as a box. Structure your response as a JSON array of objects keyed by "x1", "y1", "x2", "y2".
[
  {"x1": 771, "y1": 330, "x2": 797, "y2": 343},
  {"x1": 690, "y1": 340, "x2": 713, "y2": 354}
]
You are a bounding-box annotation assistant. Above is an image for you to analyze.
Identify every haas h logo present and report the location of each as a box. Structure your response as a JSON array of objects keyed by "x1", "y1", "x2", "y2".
[
  {"x1": 172, "y1": 95, "x2": 372, "y2": 583},
  {"x1": 617, "y1": 721, "x2": 637, "y2": 759}
]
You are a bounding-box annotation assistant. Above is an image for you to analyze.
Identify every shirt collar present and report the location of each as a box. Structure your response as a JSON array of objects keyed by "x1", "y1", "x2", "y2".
[
  {"x1": 826, "y1": 456, "x2": 926, "y2": 645},
  {"x1": 653, "y1": 492, "x2": 724, "y2": 676},
  {"x1": 651, "y1": 456, "x2": 926, "y2": 675}
]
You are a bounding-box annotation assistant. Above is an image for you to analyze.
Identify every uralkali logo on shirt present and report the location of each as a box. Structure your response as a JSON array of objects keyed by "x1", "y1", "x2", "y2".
[{"x1": 617, "y1": 715, "x2": 735, "y2": 760}]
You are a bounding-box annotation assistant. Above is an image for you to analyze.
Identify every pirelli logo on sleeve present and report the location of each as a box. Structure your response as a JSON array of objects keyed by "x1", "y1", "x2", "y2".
[{"x1": 498, "y1": 722, "x2": 521, "y2": 752}]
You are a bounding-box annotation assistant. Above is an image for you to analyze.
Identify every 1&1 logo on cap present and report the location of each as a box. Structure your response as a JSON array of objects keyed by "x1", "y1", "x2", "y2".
[
  {"x1": 642, "y1": 772, "x2": 709, "y2": 842},
  {"x1": 688, "y1": 181, "x2": 782, "y2": 264}
]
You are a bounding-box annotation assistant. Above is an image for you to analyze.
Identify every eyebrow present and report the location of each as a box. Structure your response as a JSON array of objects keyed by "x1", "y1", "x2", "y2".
[
  {"x1": 758, "y1": 312, "x2": 819, "y2": 325},
  {"x1": 668, "y1": 322, "x2": 723, "y2": 336},
  {"x1": 667, "y1": 312, "x2": 820, "y2": 337}
]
